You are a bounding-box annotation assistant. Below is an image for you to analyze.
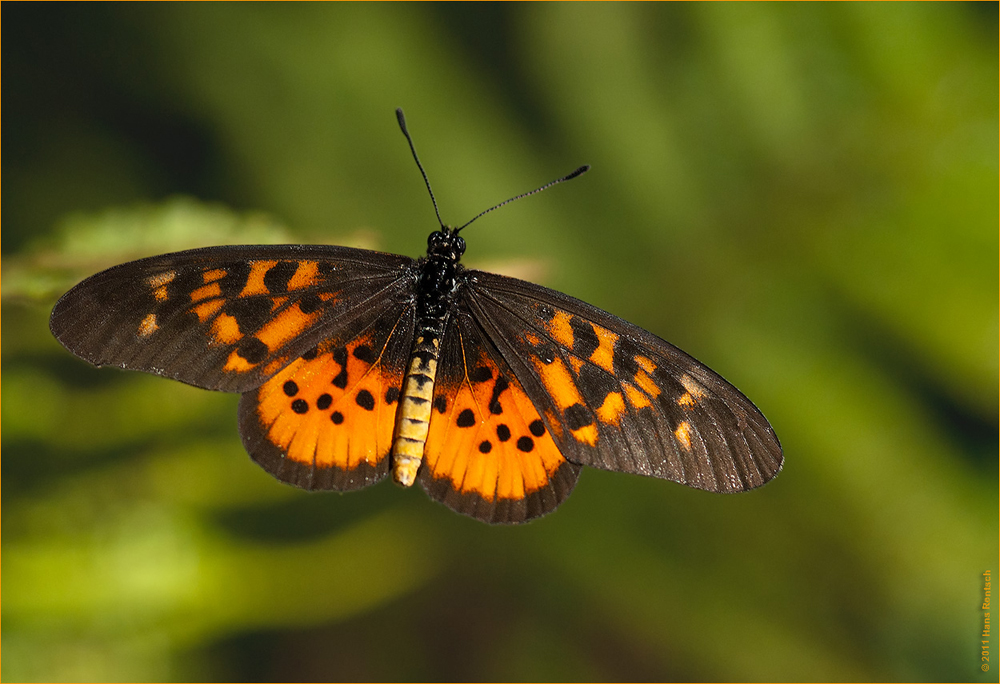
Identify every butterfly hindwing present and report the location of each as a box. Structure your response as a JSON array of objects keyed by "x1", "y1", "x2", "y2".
[
  {"x1": 49, "y1": 245, "x2": 415, "y2": 392},
  {"x1": 238, "y1": 301, "x2": 416, "y2": 491},
  {"x1": 459, "y1": 270, "x2": 783, "y2": 494},
  {"x1": 419, "y1": 308, "x2": 582, "y2": 524}
]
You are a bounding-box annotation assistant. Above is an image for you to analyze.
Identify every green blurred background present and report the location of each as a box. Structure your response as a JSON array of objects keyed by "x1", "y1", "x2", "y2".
[{"x1": 3, "y1": 3, "x2": 997, "y2": 681}]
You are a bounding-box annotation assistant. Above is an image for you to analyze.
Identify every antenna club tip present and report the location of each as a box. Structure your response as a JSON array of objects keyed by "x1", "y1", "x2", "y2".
[
  {"x1": 396, "y1": 108, "x2": 408, "y2": 132},
  {"x1": 568, "y1": 165, "x2": 590, "y2": 179}
]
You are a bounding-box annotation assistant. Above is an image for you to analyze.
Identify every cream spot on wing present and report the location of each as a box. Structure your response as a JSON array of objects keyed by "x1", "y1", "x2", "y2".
[
  {"x1": 680, "y1": 373, "x2": 707, "y2": 400},
  {"x1": 674, "y1": 421, "x2": 693, "y2": 451},
  {"x1": 138, "y1": 313, "x2": 158, "y2": 337}
]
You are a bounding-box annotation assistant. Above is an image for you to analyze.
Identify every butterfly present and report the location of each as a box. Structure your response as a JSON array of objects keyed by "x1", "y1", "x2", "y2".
[{"x1": 49, "y1": 108, "x2": 782, "y2": 524}]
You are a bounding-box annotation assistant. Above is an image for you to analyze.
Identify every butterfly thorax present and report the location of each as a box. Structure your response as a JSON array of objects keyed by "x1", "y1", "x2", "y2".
[
  {"x1": 391, "y1": 228, "x2": 467, "y2": 487},
  {"x1": 415, "y1": 228, "x2": 466, "y2": 316}
]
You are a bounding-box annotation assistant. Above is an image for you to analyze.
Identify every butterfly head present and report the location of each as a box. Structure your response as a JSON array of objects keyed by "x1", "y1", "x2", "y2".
[{"x1": 427, "y1": 227, "x2": 466, "y2": 262}]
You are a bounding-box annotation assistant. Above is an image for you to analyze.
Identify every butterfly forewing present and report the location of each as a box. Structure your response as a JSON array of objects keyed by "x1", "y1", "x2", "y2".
[
  {"x1": 50, "y1": 245, "x2": 415, "y2": 393},
  {"x1": 459, "y1": 270, "x2": 783, "y2": 494}
]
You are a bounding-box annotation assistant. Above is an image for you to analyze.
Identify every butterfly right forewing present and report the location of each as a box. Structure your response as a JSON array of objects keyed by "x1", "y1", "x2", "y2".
[{"x1": 459, "y1": 270, "x2": 783, "y2": 494}]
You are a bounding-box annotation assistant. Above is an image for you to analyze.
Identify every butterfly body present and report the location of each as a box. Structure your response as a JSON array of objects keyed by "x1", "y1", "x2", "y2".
[{"x1": 49, "y1": 112, "x2": 782, "y2": 524}]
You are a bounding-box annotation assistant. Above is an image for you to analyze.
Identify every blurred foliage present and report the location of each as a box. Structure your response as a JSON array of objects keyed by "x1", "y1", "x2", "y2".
[{"x1": 3, "y1": 3, "x2": 997, "y2": 682}]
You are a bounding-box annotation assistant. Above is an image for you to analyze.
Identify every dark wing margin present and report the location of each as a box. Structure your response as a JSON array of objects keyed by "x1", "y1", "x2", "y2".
[
  {"x1": 49, "y1": 244, "x2": 416, "y2": 393},
  {"x1": 459, "y1": 269, "x2": 783, "y2": 494}
]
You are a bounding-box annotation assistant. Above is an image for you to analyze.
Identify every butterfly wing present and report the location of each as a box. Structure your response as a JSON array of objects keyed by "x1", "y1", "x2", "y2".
[
  {"x1": 237, "y1": 299, "x2": 417, "y2": 491},
  {"x1": 419, "y1": 306, "x2": 582, "y2": 524},
  {"x1": 454, "y1": 270, "x2": 783, "y2": 495},
  {"x1": 51, "y1": 244, "x2": 420, "y2": 492},
  {"x1": 50, "y1": 244, "x2": 415, "y2": 393}
]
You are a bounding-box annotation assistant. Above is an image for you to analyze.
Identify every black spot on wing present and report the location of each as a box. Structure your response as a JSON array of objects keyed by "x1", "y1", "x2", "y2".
[
  {"x1": 353, "y1": 344, "x2": 376, "y2": 364},
  {"x1": 565, "y1": 403, "x2": 594, "y2": 430},
  {"x1": 577, "y1": 364, "x2": 618, "y2": 408},
  {"x1": 488, "y1": 376, "x2": 509, "y2": 415},
  {"x1": 331, "y1": 347, "x2": 348, "y2": 389},
  {"x1": 469, "y1": 365, "x2": 493, "y2": 383},
  {"x1": 228, "y1": 297, "x2": 272, "y2": 334},
  {"x1": 237, "y1": 338, "x2": 268, "y2": 364},
  {"x1": 299, "y1": 293, "x2": 323, "y2": 314},
  {"x1": 529, "y1": 419, "x2": 546, "y2": 437},
  {"x1": 217, "y1": 262, "x2": 252, "y2": 298},
  {"x1": 356, "y1": 389, "x2": 375, "y2": 411},
  {"x1": 264, "y1": 261, "x2": 297, "y2": 293},
  {"x1": 612, "y1": 337, "x2": 642, "y2": 378},
  {"x1": 569, "y1": 316, "x2": 599, "y2": 358}
]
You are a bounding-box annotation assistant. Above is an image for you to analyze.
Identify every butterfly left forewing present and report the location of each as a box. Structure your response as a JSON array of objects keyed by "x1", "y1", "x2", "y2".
[
  {"x1": 50, "y1": 244, "x2": 414, "y2": 392},
  {"x1": 460, "y1": 270, "x2": 783, "y2": 494}
]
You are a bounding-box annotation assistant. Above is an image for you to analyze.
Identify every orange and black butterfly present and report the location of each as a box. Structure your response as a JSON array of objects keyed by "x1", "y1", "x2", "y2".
[{"x1": 49, "y1": 109, "x2": 782, "y2": 524}]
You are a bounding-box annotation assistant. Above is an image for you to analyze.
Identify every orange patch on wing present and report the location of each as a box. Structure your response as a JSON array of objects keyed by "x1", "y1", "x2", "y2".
[
  {"x1": 677, "y1": 392, "x2": 697, "y2": 408},
  {"x1": 546, "y1": 310, "x2": 575, "y2": 348},
  {"x1": 270, "y1": 296, "x2": 289, "y2": 311},
  {"x1": 192, "y1": 299, "x2": 225, "y2": 322},
  {"x1": 255, "y1": 343, "x2": 398, "y2": 471},
  {"x1": 532, "y1": 356, "x2": 586, "y2": 412},
  {"x1": 212, "y1": 313, "x2": 243, "y2": 345},
  {"x1": 203, "y1": 268, "x2": 227, "y2": 283},
  {"x1": 589, "y1": 325, "x2": 618, "y2": 372},
  {"x1": 147, "y1": 272, "x2": 175, "y2": 302},
  {"x1": 571, "y1": 423, "x2": 599, "y2": 446},
  {"x1": 424, "y1": 361, "x2": 566, "y2": 502},
  {"x1": 190, "y1": 282, "x2": 222, "y2": 303},
  {"x1": 624, "y1": 384, "x2": 651, "y2": 409},
  {"x1": 634, "y1": 370, "x2": 661, "y2": 398},
  {"x1": 254, "y1": 303, "x2": 320, "y2": 351},
  {"x1": 138, "y1": 313, "x2": 158, "y2": 337},
  {"x1": 595, "y1": 391, "x2": 626, "y2": 426},
  {"x1": 287, "y1": 261, "x2": 321, "y2": 290},
  {"x1": 240, "y1": 260, "x2": 278, "y2": 298},
  {"x1": 635, "y1": 355, "x2": 656, "y2": 373},
  {"x1": 224, "y1": 349, "x2": 255, "y2": 373}
]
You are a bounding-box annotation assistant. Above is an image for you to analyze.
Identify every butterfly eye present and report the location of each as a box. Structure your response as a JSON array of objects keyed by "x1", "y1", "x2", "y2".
[{"x1": 427, "y1": 231, "x2": 446, "y2": 250}]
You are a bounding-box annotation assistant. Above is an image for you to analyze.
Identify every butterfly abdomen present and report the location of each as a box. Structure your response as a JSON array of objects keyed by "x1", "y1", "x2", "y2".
[{"x1": 391, "y1": 317, "x2": 448, "y2": 486}]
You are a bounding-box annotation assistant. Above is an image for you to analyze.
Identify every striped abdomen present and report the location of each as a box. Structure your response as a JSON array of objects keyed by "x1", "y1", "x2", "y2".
[{"x1": 391, "y1": 316, "x2": 449, "y2": 486}]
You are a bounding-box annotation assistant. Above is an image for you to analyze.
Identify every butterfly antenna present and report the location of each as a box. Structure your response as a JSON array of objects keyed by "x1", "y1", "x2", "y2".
[
  {"x1": 396, "y1": 108, "x2": 446, "y2": 230},
  {"x1": 455, "y1": 164, "x2": 590, "y2": 234}
]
